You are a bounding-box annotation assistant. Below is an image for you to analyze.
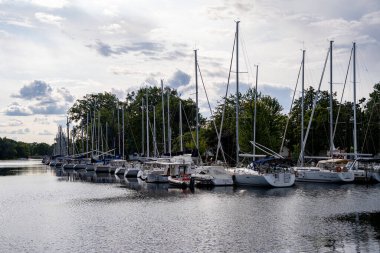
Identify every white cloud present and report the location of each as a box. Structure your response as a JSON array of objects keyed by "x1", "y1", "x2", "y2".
[
  {"x1": 5, "y1": 102, "x2": 32, "y2": 116},
  {"x1": 38, "y1": 129, "x2": 53, "y2": 135},
  {"x1": 0, "y1": 119, "x2": 23, "y2": 127},
  {"x1": 29, "y1": 0, "x2": 68, "y2": 9},
  {"x1": 35, "y1": 12, "x2": 64, "y2": 26}
]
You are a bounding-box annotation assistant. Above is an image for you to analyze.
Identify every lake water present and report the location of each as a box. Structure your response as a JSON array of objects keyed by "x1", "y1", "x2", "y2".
[{"x1": 0, "y1": 160, "x2": 379, "y2": 253}]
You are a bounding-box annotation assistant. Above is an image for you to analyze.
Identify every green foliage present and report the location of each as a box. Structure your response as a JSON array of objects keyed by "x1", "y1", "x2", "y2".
[
  {"x1": 67, "y1": 83, "x2": 380, "y2": 164},
  {"x1": 0, "y1": 137, "x2": 52, "y2": 159}
]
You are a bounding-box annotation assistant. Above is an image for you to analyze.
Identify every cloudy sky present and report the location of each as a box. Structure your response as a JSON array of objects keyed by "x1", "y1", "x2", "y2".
[{"x1": 0, "y1": 0, "x2": 379, "y2": 144}]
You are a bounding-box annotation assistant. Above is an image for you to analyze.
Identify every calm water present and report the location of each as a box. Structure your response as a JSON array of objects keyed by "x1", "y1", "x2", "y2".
[{"x1": 0, "y1": 160, "x2": 379, "y2": 253}]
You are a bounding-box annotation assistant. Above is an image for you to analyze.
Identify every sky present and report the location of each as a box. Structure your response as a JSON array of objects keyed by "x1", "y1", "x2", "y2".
[{"x1": 0, "y1": 0, "x2": 379, "y2": 144}]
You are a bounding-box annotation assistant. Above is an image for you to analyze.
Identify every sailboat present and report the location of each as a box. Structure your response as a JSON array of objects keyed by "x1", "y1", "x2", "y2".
[
  {"x1": 228, "y1": 21, "x2": 295, "y2": 188},
  {"x1": 293, "y1": 41, "x2": 354, "y2": 183}
]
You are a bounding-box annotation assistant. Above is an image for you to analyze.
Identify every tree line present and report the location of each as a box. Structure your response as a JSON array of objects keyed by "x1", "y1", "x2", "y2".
[
  {"x1": 67, "y1": 82, "x2": 380, "y2": 165},
  {"x1": 0, "y1": 137, "x2": 52, "y2": 159}
]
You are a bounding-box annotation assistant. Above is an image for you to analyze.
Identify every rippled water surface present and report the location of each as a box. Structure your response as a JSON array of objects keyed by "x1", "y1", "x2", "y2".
[{"x1": 1, "y1": 160, "x2": 379, "y2": 252}]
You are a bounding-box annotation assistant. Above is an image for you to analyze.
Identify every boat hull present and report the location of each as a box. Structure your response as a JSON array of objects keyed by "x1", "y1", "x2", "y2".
[
  {"x1": 295, "y1": 168, "x2": 355, "y2": 183},
  {"x1": 146, "y1": 172, "x2": 168, "y2": 183},
  {"x1": 125, "y1": 169, "x2": 143, "y2": 178},
  {"x1": 168, "y1": 176, "x2": 190, "y2": 188},
  {"x1": 233, "y1": 169, "x2": 295, "y2": 187}
]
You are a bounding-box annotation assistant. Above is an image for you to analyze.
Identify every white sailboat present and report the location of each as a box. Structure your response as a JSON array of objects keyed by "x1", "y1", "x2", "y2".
[
  {"x1": 228, "y1": 21, "x2": 295, "y2": 188},
  {"x1": 292, "y1": 41, "x2": 354, "y2": 183}
]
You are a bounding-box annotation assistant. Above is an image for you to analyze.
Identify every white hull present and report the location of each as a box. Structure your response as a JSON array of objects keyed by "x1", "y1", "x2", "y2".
[
  {"x1": 145, "y1": 170, "x2": 168, "y2": 183},
  {"x1": 232, "y1": 168, "x2": 295, "y2": 187},
  {"x1": 294, "y1": 167, "x2": 354, "y2": 183},
  {"x1": 125, "y1": 168, "x2": 143, "y2": 178},
  {"x1": 352, "y1": 170, "x2": 380, "y2": 183},
  {"x1": 192, "y1": 166, "x2": 233, "y2": 186}
]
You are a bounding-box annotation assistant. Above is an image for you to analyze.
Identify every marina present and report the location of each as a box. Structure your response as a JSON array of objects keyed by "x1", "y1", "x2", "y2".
[
  {"x1": 0, "y1": 159, "x2": 379, "y2": 252},
  {"x1": 1, "y1": 1, "x2": 380, "y2": 252}
]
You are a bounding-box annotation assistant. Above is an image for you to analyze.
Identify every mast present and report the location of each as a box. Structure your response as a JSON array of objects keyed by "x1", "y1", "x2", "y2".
[
  {"x1": 92, "y1": 109, "x2": 95, "y2": 155},
  {"x1": 122, "y1": 105, "x2": 125, "y2": 159},
  {"x1": 180, "y1": 100, "x2": 183, "y2": 152},
  {"x1": 353, "y1": 42, "x2": 358, "y2": 159},
  {"x1": 86, "y1": 113, "x2": 89, "y2": 157},
  {"x1": 329, "y1": 40, "x2": 334, "y2": 157},
  {"x1": 153, "y1": 106, "x2": 157, "y2": 157},
  {"x1": 141, "y1": 99, "x2": 144, "y2": 156},
  {"x1": 117, "y1": 104, "x2": 120, "y2": 155},
  {"x1": 253, "y1": 65, "x2": 258, "y2": 161},
  {"x1": 106, "y1": 122, "x2": 108, "y2": 151},
  {"x1": 167, "y1": 91, "x2": 171, "y2": 157},
  {"x1": 81, "y1": 122, "x2": 84, "y2": 154},
  {"x1": 195, "y1": 49, "x2": 199, "y2": 155},
  {"x1": 146, "y1": 90, "x2": 150, "y2": 158},
  {"x1": 98, "y1": 111, "x2": 100, "y2": 153},
  {"x1": 161, "y1": 80, "x2": 166, "y2": 154},
  {"x1": 235, "y1": 20, "x2": 240, "y2": 166},
  {"x1": 66, "y1": 116, "x2": 70, "y2": 156},
  {"x1": 301, "y1": 50, "x2": 305, "y2": 167}
]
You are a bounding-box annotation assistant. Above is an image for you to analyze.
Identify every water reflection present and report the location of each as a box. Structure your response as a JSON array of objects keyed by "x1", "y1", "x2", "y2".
[{"x1": 1, "y1": 161, "x2": 380, "y2": 252}]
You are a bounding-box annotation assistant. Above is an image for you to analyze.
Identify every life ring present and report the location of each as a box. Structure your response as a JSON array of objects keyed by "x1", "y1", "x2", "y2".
[{"x1": 335, "y1": 166, "x2": 342, "y2": 172}]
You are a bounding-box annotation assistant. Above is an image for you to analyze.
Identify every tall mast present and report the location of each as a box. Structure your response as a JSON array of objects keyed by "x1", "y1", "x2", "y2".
[
  {"x1": 235, "y1": 20, "x2": 240, "y2": 166},
  {"x1": 195, "y1": 49, "x2": 199, "y2": 155},
  {"x1": 98, "y1": 111, "x2": 100, "y2": 153},
  {"x1": 66, "y1": 116, "x2": 70, "y2": 156},
  {"x1": 117, "y1": 104, "x2": 120, "y2": 155},
  {"x1": 122, "y1": 105, "x2": 125, "y2": 159},
  {"x1": 106, "y1": 122, "x2": 108, "y2": 151},
  {"x1": 253, "y1": 65, "x2": 258, "y2": 161},
  {"x1": 180, "y1": 100, "x2": 183, "y2": 152},
  {"x1": 81, "y1": 122, "x2": 84, "y2": 154},
  {"x1": 167, "y1": 91, "x2": 171, "y2": 157},
  {"x1": 153, "y1": 106, "x2": 157, "y2": 157},
  {"x1": 146, "y1": 90, "x2": 150, "y2": 158},
  {"x1": 141, "y1": 99, "x2": 144, "y2": 156},
  {"x1": 301, "y1": 50, "x2": 305, "y2": 167},
  {"x1": 329, "y1": 41, "x2": 334, "y2": 157},
  {"x1": 86, "y1": 113, "x2": 89, "y2": 157},
  {"x1": 92, "y1": 108, "x2": 95, "y2": 155},
  {"x1": 353, "y1": 42, "x2": 358, "y2": 159},
  {"x1": 161, "y1": 80, "x2": 166, "y2": 154}
]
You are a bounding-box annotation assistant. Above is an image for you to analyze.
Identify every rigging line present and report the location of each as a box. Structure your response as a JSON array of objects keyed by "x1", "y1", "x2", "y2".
[
  {"x1": 298, "y1": 47, "x2": 330, "y2": 164},
  {"x1": 148, "y1": 113, "x2": 160, "y2": 157},
  {"x1": 240, "y1": 31, "x2": 257, "y2": 88},
  {"x1": 250, "y1": 142, "x2": 281, "y2": 158},
  {"x1": 254, "y1": 142, "x2": 283, "y2": 158},
  {"x1": 357, "y1": 49, "x2": 376, "y2": 87},
  {"x1": 333, "y1": 47, "x2": 353, "y2": 142},
  {"x1": 125, "y1": 109, "x2": 139, "y2": 154},
  {"x1": 197, "y1": 62, "x2": 227, "y2": 164},
  {"x1": 280, "y1": 59, "x2": 303, "y2": 153},
  {"x1": 181, "y1": 102, "x2": 201, "y2": 162},
  {"x1": 361, "y1": 100, "x2": 378, "y2": 154},
  {"x1": 216, "y1": 31, "x2": 236, "y2": 161},
  {"x1": 240, "y1": 33, "x2": 252, "y2": 84}
]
